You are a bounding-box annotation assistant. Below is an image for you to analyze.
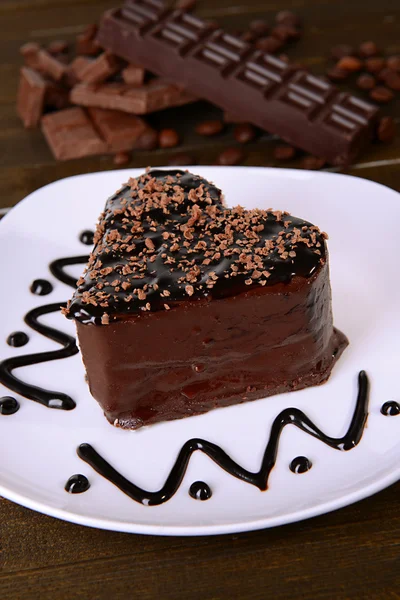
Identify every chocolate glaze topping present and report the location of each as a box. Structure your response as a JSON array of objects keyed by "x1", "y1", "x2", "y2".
[
  {"x1": 65, "y1": 474, "x2": 90, "y2": 494},
  {"x1": 381, "y1": 401, "x2": 400, "y2": 416},
  {"x1": 189, "y1": 481, "x2": 212, "y2": 501},
  {"x1": 290, "y1": 456, "x2": 312, "y2": 474},
  {"x1": 0, "y1": 396, "x2": 20, "y2": 415},
  {"x1": 30, "y1": 279, "x2": 53, "y2": 296},
  {"x1": 65, "y1": 169, "x2": 328, "y2": 324},
  {"x1": 77, "y1": 371, "x2": 369, "y2": 507},
  {"x1": 7, "y1": 331, "x2": 29, "y2": 347}
]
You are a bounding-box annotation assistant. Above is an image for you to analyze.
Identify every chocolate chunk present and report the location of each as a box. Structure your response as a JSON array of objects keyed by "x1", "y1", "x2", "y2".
[
  {"x1": 159, "y1": 128, "x2": 180, "y2": 148},
  {"x1": 87, "y1": 107, "x2": 150, "y2": 152},
  {"x1": 377, "y1": 116, "x2": 396, "y2": 143},
  {"x1": 195, "y1": 120, "x2": 224, "y2": 136},
  {"x1": 71, "y1": 79, "x2": 197, "y2": 114},
  {"x1": 273, "y1": 145, "x2": 296, "y2": 160},
  {"x1": 41, "y1": 107, "x2": 108, "y2": 160},
  {"x1": 217, "y1": 147, "x2": 245, "y2": 165},
  {"x1": 234, "y1": 123, "x2": 257, "y2": 144},
  {"x1": 122, "y1": 64, "x2": 145, "y2": 86},
  {"x1": 65, "y1": 56, "x2": 93, "y2": 86},
  {"x1": 37, "y1": 49, "x2": 68, "y2": 81},
  {"x1": 47, "y1": 40, "x2": 69, "y2": 55},
  {"x1": 17, "y1": 67, "x2": 47, "y2": 128},
  {"x1": 369, "y1": 86, "x2": 394, "y2": 103},
  {"x1": 356, "y1": 73, "x2": 376, "y2": 90},
  {"x1": 78, "y1": 52, "x2": 122, "y2": 84},
  {"x1": 96, "y1": 2, "x2": 379, "y2": 165},
  {"x1": 19, "y1": 42, "x2": 41, "y2": 69},
  {"x1": 76, "y1": 23, "x2": 101, "y2": 56}
]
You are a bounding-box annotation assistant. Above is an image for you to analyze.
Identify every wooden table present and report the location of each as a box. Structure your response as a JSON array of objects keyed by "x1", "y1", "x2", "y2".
[{"x1": 0, "y1": 1, "x2": 399, "y2": 598}]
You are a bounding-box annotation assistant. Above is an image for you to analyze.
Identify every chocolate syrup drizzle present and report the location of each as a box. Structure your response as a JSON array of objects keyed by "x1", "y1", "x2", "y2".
[
  {"x1": 0, "y1": 256, "x2": 88, "y2": 410},
  {"x1": 65, "y1": 474, "x2": 90, "y2": 494},
  {"x1": 381, "y1": 401, "x2": 400, "y2": 417},
  {"x1": 77, "y1": 371, "x2": 369, "y2": 506},
  {"x1": 0, "y1": 396, "x2": 20, "y2": 415},
  {"x1": 7, "y1": 332, "x2": 29, "y2": 347},
  {"x1": 290, "y1": 456, "x2": 312, "y2": 474},
  {"x1": 189, "y1": 481, "x2": 212, "y2": 501}
]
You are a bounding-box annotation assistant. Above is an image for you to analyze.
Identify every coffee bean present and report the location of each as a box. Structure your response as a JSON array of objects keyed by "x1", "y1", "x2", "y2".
[
  {"x1": 275, "y1": 10, "x2": 301, "y2": 28},
  {"x1": 377, "y1": 67, "x2": 393, "y2": 82},
  {"x1": 356, "y1": 73, "x2": 376, "y2": 90},
  {"x1": 271, "y1": 24, "x2": 300, "y2": 42},
  {"x1": 249, "y1": 19, "x2": 270, "y2": 36},
  {"x1": 234, "y1": 124, "x2": 257, "y2": 144},
  {"x1": 167, "y1": 153, "x2": 196, "y2": 166},
  {"x1": 358, "y1": 41, "x2": 380, "y2": 58},
  {"x1": 330, "y1": 44, "x2": 355, "y2": 60},
  {"x1": 240, "y1": 31, "x2": 259, "y2": 43},
  {"x1": 279, "y1": 54, "x2": 290, "y2": 63},
  {"x1": 336, "y1": 56, "x2": 363, "y2": 72},
  {"x1": 159, "y1": 128, "x2": 180, "y2": 149},
  {"x1": 217, "y1": 147, "x2": 245, "y2": 166},
  {"x1": 273, "y1": 145, "x2": 296, "y2": 161},
  {"x1": 256, "y1": 36, "x2": 284, "y2": 53},
  {"x1": 385, "y1": 71, "x2": 400, "y2": 91},
  {"x1": 47, "y1": 40, "x2": 69, "y2": 55},
  {"x1": 365, "y1": 57, "x2": 385, "y2": 73},
  {"x1": 175, "y1": 0, "x2": 197, "y2": 10},
  {"x1": 377, "y1": 116, "x2": 396, "y2": 143},
  {"x1": 302, "y1": 156, "x2": 326, "y2": 170},
  {"x1": 369, "y1": 86, "x2": 394, "y2": 103},
  {"x1": 387, "y1": 56, "x2": 400, "y2": 72},
  {"x1": 326, "y1": 66, "x2": 350, "y2": 81},
  {"x1": 113, "y1": 151, "x2": 130, "y2": 166},
  {"x1": 195, "y1": 120, "x2": 224, "y2": 136},
  {"x1": 136, "y1": 128, "x2": 159, "y2": 151}
]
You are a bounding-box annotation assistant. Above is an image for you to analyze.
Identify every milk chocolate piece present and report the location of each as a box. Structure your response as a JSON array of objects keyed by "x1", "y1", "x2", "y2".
[
  {"x1": 17, "y1": 67, "x2": 47, "y2": 128},
  {"x1": 121, "y1": 63, "x2": 145, "y2": 86},
  {"x1": 65, "y1": 169, "x2": 348, "y2": 429},
  {"x1": 65, "y1": 56, "x2": 93, "y2": 86},
  {"x1": 97, "y1": 1, "x2": 379, "y2": 164},
  {"x1": 78, "y1": 52, "x2": 123, "y2": 84},
  {"x1": 41, "y1": 107, "x2": 108, "y2": 160},
  {"x1": 87, "y1": 107, "x2": 151, "y2": 151},
  {"x1": 37, "y1": 49, "x2": 68, "y2": 81},
  {"x1": 70, "y1": 78, "x2": 197, "y2": 114}
]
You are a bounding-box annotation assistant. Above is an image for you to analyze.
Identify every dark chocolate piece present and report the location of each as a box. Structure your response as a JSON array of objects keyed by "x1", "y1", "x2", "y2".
[
  {"x1": 77, "y1": 372, "x2": 368, "y2": 505},
  {"x1": 96, "y1": 1, "x2": 379, "y2": 165}
]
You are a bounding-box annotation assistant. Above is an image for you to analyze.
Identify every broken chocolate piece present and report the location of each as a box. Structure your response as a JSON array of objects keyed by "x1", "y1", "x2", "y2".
[
  {"x1": 87, "y1": 107, "x2": 150, "y2": 151},
  {"x1": 41, "y1": 107, "x2": 108, "y2": 160},
  {"x1": 17, "y1": 67, "x2": 47, "y2": 128}
]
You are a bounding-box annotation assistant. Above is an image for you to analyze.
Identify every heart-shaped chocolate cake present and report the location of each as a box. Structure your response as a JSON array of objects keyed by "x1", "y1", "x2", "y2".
[{"x1": 65, "y1": 169, "x2": 348, "y2": 429}]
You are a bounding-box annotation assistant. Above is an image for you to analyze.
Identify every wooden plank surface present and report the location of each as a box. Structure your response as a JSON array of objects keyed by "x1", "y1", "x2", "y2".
[{"x1": 0, "y1": 0, "x2": 399, "y2": 599}]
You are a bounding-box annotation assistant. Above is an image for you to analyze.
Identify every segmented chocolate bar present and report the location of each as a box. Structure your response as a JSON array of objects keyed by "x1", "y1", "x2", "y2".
[{"x1": 97, "y1": 0, "x2": 379, "y2": 164}]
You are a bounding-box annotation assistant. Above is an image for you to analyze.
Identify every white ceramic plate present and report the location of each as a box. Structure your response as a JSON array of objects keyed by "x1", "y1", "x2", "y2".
[{"x1": 0, "y1": 166, "x2": 399, "y2": 536}]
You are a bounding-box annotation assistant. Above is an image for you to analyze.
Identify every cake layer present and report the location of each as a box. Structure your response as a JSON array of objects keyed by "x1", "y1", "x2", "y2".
[{"x1": 76, "y1": 264, "x2": 347, "y2": 429}]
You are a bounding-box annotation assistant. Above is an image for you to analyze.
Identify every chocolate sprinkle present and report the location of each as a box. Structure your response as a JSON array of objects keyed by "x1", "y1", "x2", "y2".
[{"x1": 65, "y1": 169, "x2": 327, "y2": 324}]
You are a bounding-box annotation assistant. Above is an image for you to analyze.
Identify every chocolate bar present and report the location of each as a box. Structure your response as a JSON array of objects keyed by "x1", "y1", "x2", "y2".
[
  {"x1": 70, "y1": 78, "x2": 197, "y2": 114},
  {"x1": 97, "y1": 1, "x2": 379, "y2": 164}
]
